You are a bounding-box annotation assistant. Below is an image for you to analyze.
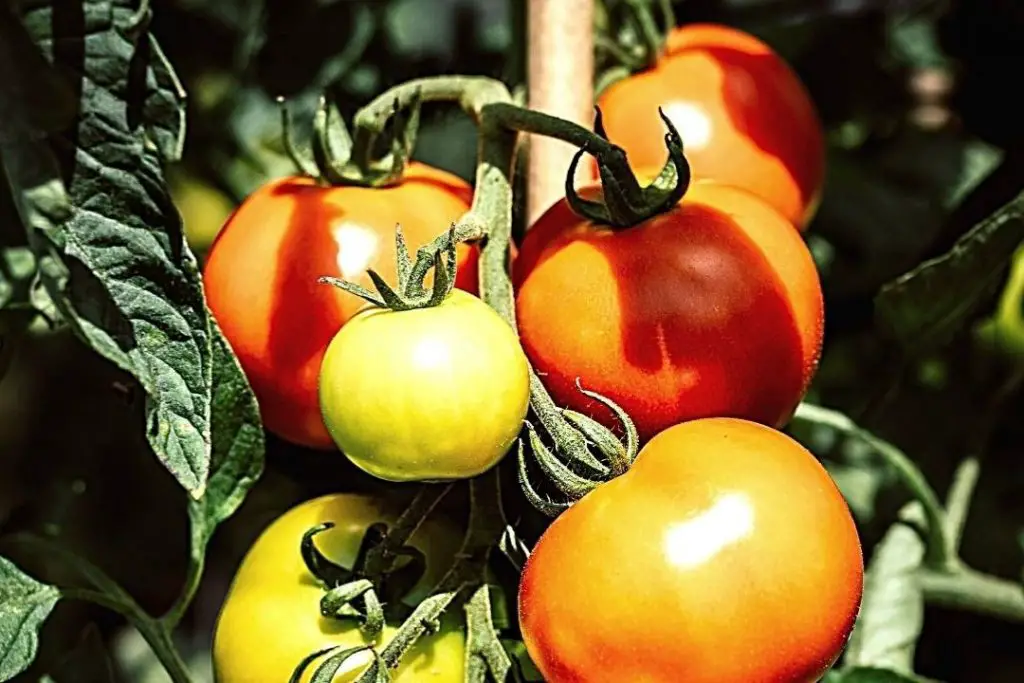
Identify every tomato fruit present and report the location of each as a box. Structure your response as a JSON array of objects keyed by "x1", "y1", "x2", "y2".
[
  {"x1": 974, "y1": 243, "x2": 1024, "y2": 360},
  {"x1": 518, "y1": 417, "x2": 864, "y2": 683},
  {"x1": 514, "y1": 181, "x2": 823, "y2": 443},
  {"x1": 213, "y1": 493, "x2": 465, "y2": 683},
  {"x1": 596, "y1": 23, "x2": 824, "y2": 229},
  {"x1": 319, "y1": 288, "x2": 530, "y2": 482},
  {"x1": 203, "y1": 163, "x2": 478, "y2": 449}
]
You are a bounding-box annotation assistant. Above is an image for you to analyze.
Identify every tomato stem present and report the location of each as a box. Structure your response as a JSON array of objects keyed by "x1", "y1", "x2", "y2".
[
  {"x1": 623, "y1": 0, "x2": 666, "y2": 66},
  {"x1": 464, "y1": 584, "x2": 514, "y2": 681},
  {"x1": 353, "y1": 471, "x2": 509, "y2": 682},
  {"x1": 917, "y1": 565, "x2": 1024, "y2": 623},
  {"x1": 361, "y1": 483, "x2": 454, "y2": 582},
  {"x1": 5, "y1": 534, "x2": 195, "y2": 683},
  {"x1": 345, "y1": 75, "x2": 641, "y2": 512}
]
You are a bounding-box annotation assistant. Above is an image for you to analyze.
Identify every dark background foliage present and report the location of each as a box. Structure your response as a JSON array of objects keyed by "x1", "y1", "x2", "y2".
[{"x1": 2, "y1": 0, "x2": 1024, "y2": 681}]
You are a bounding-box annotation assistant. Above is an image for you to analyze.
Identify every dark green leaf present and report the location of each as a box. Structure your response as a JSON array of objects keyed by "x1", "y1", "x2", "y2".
[
  {"x1": 12, "y1": 0, "x2": 215, "y2": 495},
  {"x1": 187, "y1": 322, "x2": 265, "y2": 553},
  {"x1": 816, "y1": 131, "x2": 1001, "y2": 299},
  {"x1": 844, "y1": 505, "x2": 926, "y2": 675},
  {"x1": 39, "y1": 624, "x2": 115, "y2": 683},
  {"x1": 0, "y1": 2, "x2": 76, "y2": 144},
  {"x1": 875, "y1": 190, "x2": 1024, "y2": 352},
  {"x1": 0, "y1": 556, "x2": 60, "y2": 681}
]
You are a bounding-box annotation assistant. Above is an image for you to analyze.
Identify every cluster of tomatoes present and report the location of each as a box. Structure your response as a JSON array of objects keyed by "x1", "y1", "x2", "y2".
[{"x1": 203, "y1": 23, "x2": 864, "y2": 683}]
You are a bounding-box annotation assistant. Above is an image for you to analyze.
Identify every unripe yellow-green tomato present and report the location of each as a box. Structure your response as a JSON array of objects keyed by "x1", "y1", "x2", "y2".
[
  {"x1": 166, "y1": 166, "x2": 236, "y2": 255},
  {"x1": 974, "y1": 243, "x2": 1024, "y2": 360},
  {"x1": 319, "y1": 289, "x2": 530, "y2": 482},
  {"x1": 213, "y1": 493, "x2": 465, "y2": 683}
]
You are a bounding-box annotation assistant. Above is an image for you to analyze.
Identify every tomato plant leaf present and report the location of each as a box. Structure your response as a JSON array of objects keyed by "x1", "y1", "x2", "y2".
[
  {"x1": 0, "y1": 556, "x2": 61, "y2": 681},
  {"x1": 10, "y1": 0, "x2": 216, "y2": 495},
  {"x1": 875, "y1": 190, "x2": 1024, "y2": 353},
  {"x1": 844, "y1": 504, "x2": 926, "y2": 675},
  {"x1": 184, "y1": 323, "x2": 264, "y2": 585}
]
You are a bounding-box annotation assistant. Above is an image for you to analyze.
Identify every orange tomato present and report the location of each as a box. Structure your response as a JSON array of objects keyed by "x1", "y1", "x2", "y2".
[
  {"x1": 203, "y1": 163, "x2": 477, "y2": 449},
  {"x1": 596, "y1": 23, "x2": 824, "y2": 229},
  {"x1": 518, "y1": 417, "x2": 864, "y2": 683},
  {"x1": 514, "y1": 181, "x2": 823, "y2": 443}
]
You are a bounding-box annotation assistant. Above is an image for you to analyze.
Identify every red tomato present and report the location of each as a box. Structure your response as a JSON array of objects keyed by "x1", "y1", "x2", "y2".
[
  {"x1": 204, "y1": 163, "x2": 477, "y2": 449},
  {"x1": 514, "y1": 181, "x2": 823, "y2": 443},
  {"x1": 519, "y1": 417, "x2": 864, "y2": 683},
  {"x1": 596, "y1": 23, "x2": 824, "y2": 229}
]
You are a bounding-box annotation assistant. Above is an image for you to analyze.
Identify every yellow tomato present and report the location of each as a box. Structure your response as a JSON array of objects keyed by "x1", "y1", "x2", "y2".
[
  {"x1": 319, "y1": 289, "x2": 530, "y2": 482},
  {"x1": 213, "y1": 493, "x2": 465, "y2": 683},
  {"x1": 167, "y1": 166, "x2": 236, "y2": 255},
  {"x1": 974, "y1": 243, "x2": 1024, "y2": 360}
]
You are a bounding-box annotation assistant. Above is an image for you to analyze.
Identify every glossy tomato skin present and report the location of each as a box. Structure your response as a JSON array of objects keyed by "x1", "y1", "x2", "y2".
[
  {"x1": 596, "y1": 23, "x2": 824, "y2": 229},
  {"x1": 319, "y1": 289, "x2": 530, "y2": 482},
  {"x1": 519, "y1": 418, "x2": 864, "y2": 683},
  {"x1": 514, "y1": 181, "x2": 823, "y2": 443},
  {"x1": 203, "y1": 163, "x2": 477, "y2": 449},
  {"x1": 213, "y1": 493, "x2": 465, "y2": 683}
]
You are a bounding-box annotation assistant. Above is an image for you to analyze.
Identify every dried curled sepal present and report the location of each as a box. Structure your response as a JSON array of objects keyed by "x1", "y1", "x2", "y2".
[
  {"x1": 524, "y1": 423, "x2": 601, "y2": 499},
  {"x1": 517, "y1": 439, "x2": 573, "y2": 518},
  {"x1": 572, "y1": 378, "x2": 639, "y2": 470},
  {"x1": 300, "y1": 522, "x2": 352, "y2": 588},
  {"x1": 277, "y1": 96, "x2": 318, "y2": 178},
  {"x1": 566, "y1": 106, "x2": 691, "y2": 229}
]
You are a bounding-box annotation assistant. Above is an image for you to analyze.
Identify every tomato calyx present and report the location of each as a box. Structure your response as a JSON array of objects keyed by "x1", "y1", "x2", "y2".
[
  {"x1": 320, "y1": 226, "x2": 461, "y2": 311},
  {"x1": 299, "y1": 521, "x2": 429, "y2": 639},
  {"x1": 567, "y1": 107, "x2": 689, "y2": 229},
  {"x1": 278, "y1": 87, "x2": 423, "y2": 188},
  {"x1": 518, "y1": 379, "x2": 640, "y2": 516},
  {"x1": 289, "y1": 644, "x2": 383, "y2": 683}
]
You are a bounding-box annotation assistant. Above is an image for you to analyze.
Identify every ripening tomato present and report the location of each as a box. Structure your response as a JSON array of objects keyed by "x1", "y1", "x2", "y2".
[
  {"x1": 213, "y1": 493, "x2": 465, "y2": 683},
  {"x1": 519, "y1": 417, "x2": 864, "y2": 683},
  {"x1": 514, "y1": 181, "x2": 823, "y2": 443},
  {"x1": 319, "y1": 289, "x2": 530, "y2": 482},
  {"x1": 596, "y1": 23, "x2": 824, "y2": 229},
  {"x1": 203, "y1": 163, "x2": 477, "y2": 449}
]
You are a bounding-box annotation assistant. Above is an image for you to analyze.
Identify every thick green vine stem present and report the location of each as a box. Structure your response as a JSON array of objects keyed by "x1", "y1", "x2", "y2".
[
  {"x1": 320, "y1": 226, "x2": 460, "y2": 310},
  {"x1": 4, "y1": 534, "x2": 195, "y2": 683},
  {"x1": 792, "y1": 401, "x2": 1024, "y2": 625},
  {"x1": 341, "y1": 76, "x2": 649, "y2": 513},
  {"x1": 792, "y1": 402, "x2": 955, "y2": 570}
]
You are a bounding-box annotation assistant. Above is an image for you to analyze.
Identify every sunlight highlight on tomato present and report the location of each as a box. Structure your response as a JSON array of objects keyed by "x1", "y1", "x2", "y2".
[{"x1": 203, "y1": 163, "x2": 477, "y2": 449}]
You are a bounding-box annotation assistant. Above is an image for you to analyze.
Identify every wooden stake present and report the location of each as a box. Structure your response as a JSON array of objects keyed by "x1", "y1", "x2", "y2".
[{"x1": 526, "y1": 0, "x2": 594, "y2": 224}]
